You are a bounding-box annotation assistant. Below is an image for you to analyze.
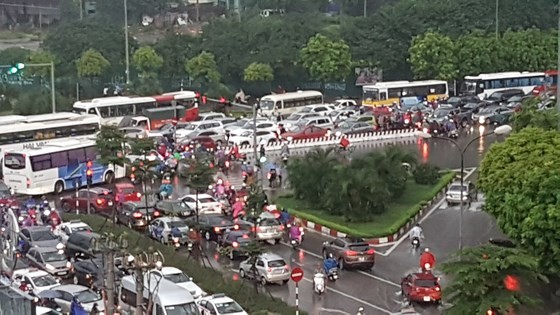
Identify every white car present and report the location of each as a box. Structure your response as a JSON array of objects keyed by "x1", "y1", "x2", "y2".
[
  {"x1": 228, "y1": 121, "x2": 277, "y2": 136},
  {"x1": 280, "y1": 112, "x2": 320, "y2": 131},
  {"x1": 54, "y1": 220, "x2": 92, "y2": 244},
  {"x1": 148, "y1": 216, "x2": 191, "y2": 244},
  {"x1": 297, "y1": 104, "x2": 336, "y2": 116},
  {"x1": 149, "y1": 267, "x2": 206, "y2": 300},
  {"x1": 12, "y1": 269, "x2": 60, "y2": 295},
  {"x1": 228, "y1": 130, "x2": 277, "y2": 146},
  {"x1": 176, "y1": 121, "x2": 224, "y2": 140},
  {"x1": 333, "y1": 99, "x2": 358, "y2": 109},
  {"x1": 180, "y1": 193, "x2": 222, "y2": 215},
  {"x1": 198, "y1": 293, "x2": 248, "y2": 315},
  {"x1": 224, "y1": 118, "x2": 270, "y2": 133}
]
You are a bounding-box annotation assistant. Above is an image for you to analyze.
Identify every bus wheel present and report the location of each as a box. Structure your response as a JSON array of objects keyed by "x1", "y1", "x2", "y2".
[
  {"x1": 105, "y1": 171, "x2": 115, "y2": 184},
  {"x1": 54, "y1": 181, "x2": 64, "y2": 195}
]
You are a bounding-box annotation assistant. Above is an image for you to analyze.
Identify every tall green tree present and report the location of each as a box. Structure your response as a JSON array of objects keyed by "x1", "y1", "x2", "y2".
[
  {"x1": 442, "y1": 244, "x2": 546, "y2": 314},
  {"x1": 479, "y1": 128, "x2": 560, "y2": 273},
  {"x1": 76, "y1": 49, "x2": 111, "y2": 79},
  {"x1": 408, "y1": 31, "x2": 457, "y2": 81},
  {"x1": 300, "y1": 34, "x2": 352, "y2": 82},
  {"x1": 512, "y1": 100, "x2": 559, "y2": 132},
  {"x1": 185, "y1": 52, "x2": 221, "y2": 87},
  {"x1": 0, "y1": 47, "x2": 31, "y2": 64},
  {"x1": 26, "y1": 51, "x2": 56, "y2": 78},
  {"x1": 179, "y1": 158, "x2": 216, "y2": 224},
  {"x1": 95, "y1": 125, "x2": 128, "y2": 167},
  {"x1": 455, "y1": 31, "x2": 503, "y2": 78},
  {"x1": 243, "y1": 62, "x2": 274, "y2": 83},
  {"x1": 154, "y1": 33, "x2": 199, "y2": 82},
  {"x1": 132, "y1": 46, "x2": 164, "y2": 75}
]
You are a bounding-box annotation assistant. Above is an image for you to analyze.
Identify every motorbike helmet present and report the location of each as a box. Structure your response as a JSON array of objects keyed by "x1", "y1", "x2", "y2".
[
  {"x1": 328, "y1": 253, "x2": 334, "y2": 259},
  {"x1": 425, "y1": 248, "x2": 430, "y2": 252}
]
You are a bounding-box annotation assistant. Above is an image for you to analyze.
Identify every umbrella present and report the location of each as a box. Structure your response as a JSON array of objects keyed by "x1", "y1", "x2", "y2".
[
  {"x1": 70, "y1": 298, "x2": 88, "y2": 315},
  {"x1": 263, "y1": 162, "x2": 279, "y2": 172},
  {"x1": 37, "y1": 290, "x2": 63, "y2": 299}
]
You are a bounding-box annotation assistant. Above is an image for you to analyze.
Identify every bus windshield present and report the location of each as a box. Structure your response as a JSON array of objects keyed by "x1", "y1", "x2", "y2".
[
  {"x1": 4, "y1": 153, "x2": 25, "y2": 170},
  {"x1": 165, "y1": 302, "x2": 200, "y2": 315},
  {"x1": 259, "y1": 100, "x2": 275, "y2": 110},
  {"x1": 461, "y1": 81, "x2": 478, "y2": 94},
  {"x1": 363, "y1": 89, "x2": 378, "y2": 101}
]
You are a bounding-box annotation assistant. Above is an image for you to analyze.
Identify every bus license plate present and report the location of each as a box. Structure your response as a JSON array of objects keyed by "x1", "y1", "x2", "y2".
[{"x1": 423, "y1": 296, "x2": 430, "y2": 302}]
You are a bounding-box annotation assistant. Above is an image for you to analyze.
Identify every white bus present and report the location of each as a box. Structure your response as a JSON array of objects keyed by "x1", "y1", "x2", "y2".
[
  {"x1": 0, "y1": 113, "x2": 100, "y2": 158},
  {"x1": 3, "y1": 139, "x2": 125, "y2": 195},
  {"x1": 259, "y1": 90, "x2": 323, "y2": 116},
  {"x1": 73, "y1": 91, "x2": 199, "y2": 126},
  {"x1": 362, "y1": 80, "x2": 448, "y2": 107},
  {"x1": 461, "y1": 71, "x2": 545, "y2": 99},
  {"x1": 119, "y1": 274, "x2": 200, "y2": 315}
]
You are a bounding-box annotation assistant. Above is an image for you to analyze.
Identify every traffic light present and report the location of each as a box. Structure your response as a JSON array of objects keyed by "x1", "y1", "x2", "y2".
[
  {"x1": 86, "y1": 160, "x2": 93, "y2": 186},
  {"x1": 7, "y1": 63, "x2": 24, "y2": 74},
  {"x1": 201, "y1": 95, "x2": 207, "y2": 104},
  {"x1": 194, "y1": 92, "x2": 200, "y2": 106},
  {"x1": 219, "y1": 97, "x2": 231, "y2": 107}
]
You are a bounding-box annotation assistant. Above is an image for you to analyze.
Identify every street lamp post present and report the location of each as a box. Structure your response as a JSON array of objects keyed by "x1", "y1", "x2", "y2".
[
  {"x1": 495, "y1": 0, "x2": 499, "y2": 39},
  {"x1": 415, "y1": 125, "x2": 512, "y2": 258},
  {"x1": 124, "y1": 0, "x2": 131, "y2": 85}
]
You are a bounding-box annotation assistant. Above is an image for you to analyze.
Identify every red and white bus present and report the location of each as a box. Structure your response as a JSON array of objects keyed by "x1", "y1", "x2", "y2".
[
  {"x1": 532, "y1": 70, "x2": 558, "y2": 95},
  {"x1": 72, "y1": 91, "x2": 199, "y2": 125}
]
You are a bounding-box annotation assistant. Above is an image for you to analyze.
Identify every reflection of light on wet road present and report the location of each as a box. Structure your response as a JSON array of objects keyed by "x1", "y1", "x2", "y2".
[
  {"x1": 298, "y1": 250, "x2": 305, "y2": 260},
  {"x1": 478, "y1": 125, "x2": 486, "y2": 135},
  {"x1": 232, "y1": 273, "x2": 239, "y2": 281},
  {"x1": 421, "y1": 142, "x2": 429, "y2": 163},
  {"x1": 214, "y1": 253, "x2": 220, "y2": 260},
  {"x1": 478, "y1": 126, "x2": 486, "y2": 153}
]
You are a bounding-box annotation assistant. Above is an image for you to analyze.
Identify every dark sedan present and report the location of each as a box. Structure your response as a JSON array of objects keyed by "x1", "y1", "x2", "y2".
[
  {"x1": 115, "y1": 202, "x2": 162, "y2": 230},
  {"x1": 185, "y1": 214, "x2": 239, "y2": 242},
  {"x1": 333, "y1": 121, "x2": 375, "y2": 135},
  {"x1": 472, "y1": 105, "x2": 514, "y2": 125},
  {"x1": 155, "y1": 200, "x2": 194, "y2": 217},
  {"x1": 218, "y1": 230, "x2": 254, "y2": 260},
  {"x1": 19, "y1": 226, "x2": 63, "y2": 253}
]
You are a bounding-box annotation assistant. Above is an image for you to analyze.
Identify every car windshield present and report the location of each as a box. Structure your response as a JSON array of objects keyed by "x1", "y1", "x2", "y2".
[
  {"x1": 446, "y1": 97, "x2": 461, "y2": 105},
  {"x1": 168, "y1": 221, "x2": 187, "y2": 228},
  {"x1": 72, "y1": 225, "x2": 92, "y2": 233},
  {"x1": 120, "y1": 187, "x2": 135, "y2": 194},
  {"x1": 479, "y1": 107, "x2": 497, "y2": 114},
  {"x1": 267, "y1": 259, "x2": 286, "y2": 268},
  {"x1": 258, "y1": 218, "x2": 280, "y2": 227},
  {"x1": 164, "y1": 272, "x2": 190, "y2": 284},
  {"x1": 487, "y1": 93, "x2": 503, "y2": 101},
  {"x1": 349, "y1": 244, "x2": 370, "y2": 252},
  {"x1": 232, "y1": 120, "x2": 248, "y2": 127},
  {"x1": 198, "y1": 197, "x2": 215, "y2": 203},
  {"x1": 434, "y1": 110, "x2": 451, "y2": 118},
  {"x1": 165, "y1": 302, "x2": 200, "y2": 315},
  {"x1": 30, "y1": 230, "x2": 57, "y2": 242},
  {"x1": 463, "y1": 103, "x2": 478, "y2": 109},
  {"x1": 299, "y1": 107, "x2": 312, "y2": 113},
  {"x1": 287, "y1": 114, "x2": 303, "y2": 121},
  {"x1": 259, "y1": 100, "x2": 274, "y2": 111},
  {"x1": 215, "y1": 301, "x2": 244, "y2": 314},
  {"x1": 239, "y1": 131, "x2": 252, "y2": 137},
  {"x1": 508, "y1": 96, "x2": 522, "y2": 102},
  {"x1": 32, "y1": 275, "x2": 58, "y2": 287},
  {"x1": 75, "y1": 290, "x2": 100, "y2": 303},
  {"x1": 415, "y1": 279, "x2": 438, "y2": 287},
  {"x1": 208, "y1": 217, "x2": 232, "y2": 226},
  {"x1": 42, "y1": 251, "x2": 66, "y2": 262},
  {"x1": 182, "y1": 124, "x2": 197, "y2": 130},
  {"x1": 448, "y1": 185, "x2": 467, "y2": 192},
  {"x1": 337, "y1": 121, "x2": 352, "y2": 129}
]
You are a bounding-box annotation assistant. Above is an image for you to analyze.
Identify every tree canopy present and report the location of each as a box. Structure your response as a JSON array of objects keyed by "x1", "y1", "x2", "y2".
[
  {"x1": 479, "y1": 128, "x2": 560, "y2": 273},
  {"x1": 300, "y1": 34, "x2": 352, "y2": 82},
  {"x1": 243, "y1": 62, "x2": 274, "y2": 83},
  {"x1": 132, "y1": 46, "x2": 164, "y2": 75},
  {"x1": 408, "y1": 31, "x2": 457, "y2": 81},
  {"x1": 442, "y1": 244, "x2": 546, "y2": 314},
  {"x1": 76, "y1": 49, "x2": 111, "y2": 78},
  {"x1": 185, "y1": 52, "x2": 222, "y2": 86}
]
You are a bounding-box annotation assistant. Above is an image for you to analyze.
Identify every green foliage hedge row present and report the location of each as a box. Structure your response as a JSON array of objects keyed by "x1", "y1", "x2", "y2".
[
  {"x1": 62, "y1": 214, "x2": 303, "y2": 315},
  {"x1": 282, "y1": 172, "x2": 454, "y2": 238}
]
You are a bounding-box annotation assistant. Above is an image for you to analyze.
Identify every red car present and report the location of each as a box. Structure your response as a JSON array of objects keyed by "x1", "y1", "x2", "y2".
[
  {"x1": 401, "y1": 271, "x2": 441, "y2": 304},
  {"x1": 59, "y1": 187, "x2": 115, "y2": 214},
  {"x1": 114, "y1": 182, "x2": 142, "y2": 207},
  {"x1": 281, "y1": 126, "x2": 328, "y2": 140}
]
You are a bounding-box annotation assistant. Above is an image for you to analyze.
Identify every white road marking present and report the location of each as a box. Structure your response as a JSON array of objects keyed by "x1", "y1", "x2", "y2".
[
  {"x1": 319, "y1": 307, "x2": 351, "y2": 314},
  {"x1": 280, "y1": 241, "x2": 400, "y2": 288},
  {"x1": 384, "y1": 167, "x2": 478, "y2": 256}
]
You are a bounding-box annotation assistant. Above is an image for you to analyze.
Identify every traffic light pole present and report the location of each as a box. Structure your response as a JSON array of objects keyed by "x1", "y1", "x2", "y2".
[{"x1": 87, "y1": 181, "x2": 91, "y2": 215}]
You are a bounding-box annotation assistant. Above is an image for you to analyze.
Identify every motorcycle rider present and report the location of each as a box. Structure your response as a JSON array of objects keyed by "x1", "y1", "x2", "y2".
[
  {"x1": 279, "y1": 208, "x2": 291, "y2": 226},
  {"x1": 409, "y1": 223, "x2": 424, "y2": 242},
  {"x1": 39, "y1": 196, "x2": 49, "y2": 211},
  {"x1": 420, "y1": 248, "x2": 436, "y2": 271},
  {"x1": 339, "y1": 136, "x2": 351, "y2": 151},
  {"x1": 159, "y1": 178, "x2": 173, "y2": 199},
  {"x1": 323, "y1": 253, "x2": 339, "y2": 275},
  {"x1": 289, "y1": 224, "x2": 302, "y2": 244},
  {"x1": 268, "y1": 162, "x2": 279, "y2": 188},
  {"x1": 259, "y1": 144, "x2": 266, "y2": 158}
]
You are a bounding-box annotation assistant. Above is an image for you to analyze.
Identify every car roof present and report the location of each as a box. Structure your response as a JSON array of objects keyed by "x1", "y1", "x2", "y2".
[
  {"x1": 206, "y1": 294, "x2": 235, "y2": 304},
  {"x1": 17, "y1": 269, "x2": 49, "y2": 278},
  {"x1": 24, "y1": 226, "x2": 52, "y2": 232},
  {"x1": 259, "y1": 252, "x2": 284, "y2": 261},
  {"x1": 158, "y1": 216, "x2": 184, "y2": 223},
  {"x1": 183, "y1": 193, "x2": 214, "y2": 199},
  {"x1": 82, "y1": 187, "x2": 112, "y2": 194},
  {"x1": 340, "y1": 237, "x2": 366, "y2": 244},
  {"x1": 31, "y1": 246, "x2": 61, "y2": 253},
  {"x1": 69, "y1": 231, "x2": 99, "y2": 239},
  {"x1": 115, "y1": 182, "x2": 135, "y2": 188},
  {"x1": 54, "y1": 284, "x2": 90, "y2": 293},
  {"x1": 199, "y1": 112, "x2": 226, "y2": 117},
  {"x1": 64, "y1": 221, "x2": 90, "y2": 228},
  {"x1": 159, "y1": 266, "x2": 182, "y2": 275},
  {"x1": 412, "y1": 272, "x2": 438, "y2": 280}
]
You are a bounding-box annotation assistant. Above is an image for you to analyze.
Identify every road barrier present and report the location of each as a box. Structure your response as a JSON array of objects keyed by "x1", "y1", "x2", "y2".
[{"x1": 237, "y1": 129, "x2": 416, "y2": 154}]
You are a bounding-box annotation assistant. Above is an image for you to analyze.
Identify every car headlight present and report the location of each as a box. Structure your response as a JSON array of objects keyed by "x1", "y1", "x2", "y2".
[
  {"x1": 478, "y1": 116, "x2": 486, "y2": 123},
  {"x1": 66, "y1": 261, "x2": 72, "y2": 268},
  {"x1": 45, "y1": 263, "x2": 55, "y2": 271},
  {"x1": 56, "y1": 243, "x2": 64, "y2": 250}
]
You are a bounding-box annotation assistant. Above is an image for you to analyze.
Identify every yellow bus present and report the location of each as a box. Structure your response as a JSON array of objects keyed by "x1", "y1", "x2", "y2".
[{"x1": 362, "y1": 80, "x2": 448, "y2": 107}]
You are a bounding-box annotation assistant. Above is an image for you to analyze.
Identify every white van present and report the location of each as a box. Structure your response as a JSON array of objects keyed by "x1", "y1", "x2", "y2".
[
  {"x1": 296, "y1": 116, "x2": 335, "y2": 130},
  {"x1": 297, "y1": 104, "x2": 336, "y2": 116},
  {"x1": 175, "y1": 120, "x2": 224, "y2": 139},
  {"x1": 119, "y1": 274, "x2": 200, "y2": 315}
]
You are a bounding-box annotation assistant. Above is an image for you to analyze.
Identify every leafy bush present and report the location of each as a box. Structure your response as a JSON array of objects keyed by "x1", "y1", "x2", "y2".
[
  {"x1": 413, "y1": 163, "x2": 441, "y2": 185},
  {"x1": 62, "y1": 214, "x2": 303, "y2": 315},
  {"x1": 287, "y1": 147, "x2": 416, "y2": 220}
]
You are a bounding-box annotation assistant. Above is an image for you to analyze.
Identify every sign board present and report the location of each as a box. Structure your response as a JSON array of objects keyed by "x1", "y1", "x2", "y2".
[{"x1": 290, "y1": 267, "x2": 304, "y2": 283}]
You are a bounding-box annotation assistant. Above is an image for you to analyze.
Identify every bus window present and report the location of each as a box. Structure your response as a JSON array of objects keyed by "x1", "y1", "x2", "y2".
[
  {"x1": 68, "y1": 148, "x2": 86, "y2": 163},
  {"x1": 15, "y1": 131, "x2": 33, "y2": 143},
  {"x1": 120, "y1": 287, "x2": 136, "y2": 306},
  {"x1": 156, "y1": 305, "x2": 165, "y2": 315},
  {"x1": 30, "y1": 154, "x2": 51, "y2": 171},
  {"x1": 388, "y1": 88, "x2": 402, "y2": 98},
  {"x1": 116, "y1": 104, "x2": 133, "y2": 116},
  {"x1": 433, "y1": 84, "x2": 447, "y2": 94},
  {"x1": 275, "y1": 101, "x2": 281, "y2": 109},
  {"x1": 99, "y1": 107, "x2": 110, "y2": 118},
  {"x1": 363, "y1": 89, "x2": 378, "y2": 101},
  {"x1": 134, "y1": 102, "x2": 152, "y2": 114},
  {"x1": 88, "y1": 108, "x2": 98, "y2": 115},
  {"x1": 4, "y1": 153, "x2": 25, "y2": 170},
  {"x1": 85, "y1": 146, "x2": 97, "y2": 161},
  {"x1": 51, "y1": 151, "x2": 69, "y2": 168},
  {"x1": 73, "y1": 108, "x2": 87, "y2": 114},
  {"x1": 380, "y1": 92, "x2": 387, "y2": 100}
]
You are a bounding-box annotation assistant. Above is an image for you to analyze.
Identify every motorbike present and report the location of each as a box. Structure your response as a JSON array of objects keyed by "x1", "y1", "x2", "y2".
[
  {"x1": 326, "y1": 267, "x2": 339, "y2": 281},
  {"x1": 313, "y1": 272, "x2": 325, "y2": 295},
  {"x1": 221, "y1": 160, "x2": 231, "y2": 176},
  {"x1": 290, "y1": 237, "x2": 300, "y2": 249},
  {"x1": 267, "y1": 169, "x2": 278, "y2": 188},
  {"x1": 411, "y1": 237, "x2": 420, "y2": 250},
  {"x1": 172, "y1": 236, "x2": 181, "y2": 250},
  {"x1": 447, "y1": 128, "x2": 459, "y2": 138}
]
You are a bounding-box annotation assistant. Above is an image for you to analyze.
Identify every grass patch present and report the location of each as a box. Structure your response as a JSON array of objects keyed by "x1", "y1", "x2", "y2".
[
  {"x1": 0, "y1": 31, "x2": 41, "y2": 41},
  {"x1": 62, "y1": 214, "x2": 303, "y2": 315},
  {"x1": 276, "y1": 172, "x2": 455, "y2": 238}
]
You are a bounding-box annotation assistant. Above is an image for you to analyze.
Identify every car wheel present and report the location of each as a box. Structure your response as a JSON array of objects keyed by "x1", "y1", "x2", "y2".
[
  {"x1": 205, "y1": 231, "x2": 211, "y2": 241},
  {"x1": 260, "y1": 277, "x2": 267, "y2": 286},
  {"x1": 268, "y1": 139, "x2": 276, "y2": 145},
  {"x1": 338, "y1": 258, "x2": 344, "y2": 270},
  {"x1": 241, "y1": 142, "x2": 250, "y2": 146},
  {"x1": 104, "y1": 171, "x2": 115, "y2": 184},
  {"x1": 73, "y1": 276, "x2": 79, "y2": 285},
  {"x1": 61, "y1": 202, "x2": 71, "y2": 213},
  {"x1": 54, "y1": 181, "x2": 64, "y2": 195},
  {"x1": 239, "y1": 269, "x2": 246, "y2": 278},
  {"x1": 273, "y1": 238, "x2": 280, "y2": 245},
  {"x1": 282, "y1": 279, "x2": 289, "y2": 285}
]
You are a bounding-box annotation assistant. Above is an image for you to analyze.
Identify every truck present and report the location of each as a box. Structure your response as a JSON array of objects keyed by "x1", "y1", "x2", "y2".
[{"x1": 119, "y1": 106, "x2": 187, "y2": 131}]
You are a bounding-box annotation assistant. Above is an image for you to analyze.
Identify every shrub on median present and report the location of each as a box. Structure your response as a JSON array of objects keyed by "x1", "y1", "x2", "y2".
[{"x1": 62, "y1": 214, "x2": 304, "y2": 315}]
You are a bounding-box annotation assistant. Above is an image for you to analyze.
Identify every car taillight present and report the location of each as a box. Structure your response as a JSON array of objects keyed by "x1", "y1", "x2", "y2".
[
  {"x1": 26, "y1": 178, "x2": 31, "y2": 188},
  {"x1": 346, "y1": 250, "x2": 358, "y2": 256},
  {"x1": 233, "y1": 224, "x2": 239, "y2": 230},
  {"x1": 435, "y1": 286, "x2": 440, "y2": 291},
  {"x1": 279, "y1": 225, "x2": 284, "y2": 231},
  {"x1": 103, "y1": 191, "x2": 109, "y2": 195},
  {"x1": 267, "y1": 173, "x2": 271, "y2": 179},
  {"x1": 232, "y1": 242, "x2": 239, "y2": 248},
  {"x1": 96, "y1": 199, "x2": 103, "y2": 205},
  {"x1": 225, "y1": 161, "x2": 230, "y2": 168},
  {"x1": 284, "y1": 265, "x2": 290, "y2": 270},
  {"x1": 136, "y1": 192, "x2": 142, "y2": 198},
  {"x1": 153, "y1": 211, "x2": 161, "y2": 217},
  {"x1": 132, "y1": 212, "x2": 142, "y2": 218},
  {"x1": 254, "y1": 226, "x2": 261, "y2": 232},
  {"x1": 366, "y1": 249, "x2": 375, "y2": 255},
  {"x1": 214, "y1": 227, "x2": 220, "y2": 232},
  {"x1": 242, "y1": 172, "x2": 247, "y2": 177}
]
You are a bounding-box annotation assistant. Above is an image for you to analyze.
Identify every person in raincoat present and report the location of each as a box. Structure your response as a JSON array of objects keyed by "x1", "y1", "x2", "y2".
[
  {"x1": 70, "y1": 297, "x2": 88, "y2": 315},
  {"x1": 232, "y1": 198, "x2": 245, "y2": 220}
]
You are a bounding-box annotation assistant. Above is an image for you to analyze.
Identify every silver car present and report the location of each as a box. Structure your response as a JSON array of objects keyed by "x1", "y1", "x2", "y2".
[
  {"x1": 239, "y1": 252, "x2": 290, "y2": 285},
  {"x1": 26, "y1": 247, "x2": 71, "y2": 278},
  {"x1": 236, "y1": 212, "x2": 284, "y2": 243},
  {"x1": 52, "y1": 284, "x2": 104, "y2": 314},
  {"x1": 446, "y1": 181, "x2": 477, "y2": 206},
  {"x1": 148, "y1": 216, "x2": 191, "y2": 245}
]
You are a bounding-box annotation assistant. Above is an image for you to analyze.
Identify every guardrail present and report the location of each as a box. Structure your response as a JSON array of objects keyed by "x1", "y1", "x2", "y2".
[{"x1": 237, "y1": 129, "x2": 416, "y2": 154}]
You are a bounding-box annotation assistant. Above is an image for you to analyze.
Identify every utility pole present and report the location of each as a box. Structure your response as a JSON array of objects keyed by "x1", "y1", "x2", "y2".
[
  {"x1": 196, "y1": 0, "x2": 200, "y2": 22},
  {"x1": 134, "y1": 265, "x2": 143, "y2": 315},
  {"x1": 557, "y1": 0, "x2": 560, "y2": 128},
  {"x1": 363, "y1": 0, "x2": 367, "y2": 18},
  {"x1": 79, "y1": 0, "x2": 83, "y2": 20},
  {"x1": 495, "y1": 0, "x2": 499, "y2": 39},
  {"x1": 124, "y1": 0, "x2": 131, "y2": 85}
]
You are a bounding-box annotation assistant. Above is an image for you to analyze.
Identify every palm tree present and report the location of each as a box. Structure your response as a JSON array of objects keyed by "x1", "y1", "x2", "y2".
[{"x1": 442, "y1": 244, "x2": 547, "y2": 315}]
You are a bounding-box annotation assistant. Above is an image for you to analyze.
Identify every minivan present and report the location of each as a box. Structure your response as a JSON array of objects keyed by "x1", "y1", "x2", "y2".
[
  {"x1": 197, "y1": 112, "x2": 226, "y2": 121},
  {"x1": 175, "y1": 120, "x2": 224, "y2": 140},
  {"x1": 297, "y1": 116, "x2": 335, "y2": 130}
]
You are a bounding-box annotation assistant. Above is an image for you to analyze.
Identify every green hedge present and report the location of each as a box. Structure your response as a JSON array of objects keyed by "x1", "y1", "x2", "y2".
[
  {"x1": 62, "y1": 214, "x2": 303, "y2": 315},
  {"x1": 278, "y1": 172, "x2": 455, "y2": 238}
]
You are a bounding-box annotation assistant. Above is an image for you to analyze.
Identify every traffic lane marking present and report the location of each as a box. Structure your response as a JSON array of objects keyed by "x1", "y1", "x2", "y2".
[
  {"x1": 384, "y1": 167, "x2": 478, "y2": 256},
  {"x1": 279, "y1": 241, "x2": 400, "y2": 288}
]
